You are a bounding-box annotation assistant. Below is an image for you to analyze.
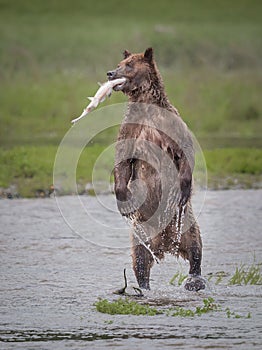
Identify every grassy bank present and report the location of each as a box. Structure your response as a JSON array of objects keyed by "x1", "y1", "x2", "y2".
[
  {"x1": 0, "y1": 0, "x2": 261, "y2": 196},
  {"x1": 1, "y1": 69, "x2": 261, "y2": 148},
  {"x1": 0, "y1": 146, "x2": 261, "y2": 198}
]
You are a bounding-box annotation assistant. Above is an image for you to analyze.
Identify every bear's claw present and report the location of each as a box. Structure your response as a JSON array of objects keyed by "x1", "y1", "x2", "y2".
[{"x1": 184, "y1": 275, "x2": 206, "y2": 292}]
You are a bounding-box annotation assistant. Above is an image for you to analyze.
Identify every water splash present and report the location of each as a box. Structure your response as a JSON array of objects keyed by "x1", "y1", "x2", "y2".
[
  {"x1": 162, "y1": 184, "x2": 181, "y2": 230},
  {"x1": 161, "y1": 183, "x2": 186, "y2": 257},
  {"x1": 125, "y1": 213, "x2": 160, "y2": 264},
  {"x1": 172, "y1": 204, "x2": 186, "y2": 257},
  {"x1": 124, "y1": 203, "x2": 186, "y2": 263}
]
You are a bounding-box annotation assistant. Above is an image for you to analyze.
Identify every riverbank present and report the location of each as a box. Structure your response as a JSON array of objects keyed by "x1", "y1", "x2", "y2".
[{"x1": 0, "y1": 146, "x2": 261, "y2": 198}]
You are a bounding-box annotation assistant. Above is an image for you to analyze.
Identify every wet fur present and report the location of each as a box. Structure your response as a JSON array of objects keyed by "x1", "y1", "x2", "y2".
[{"x1": 109, "y1": 48, "x2": 204, "y2": 291}]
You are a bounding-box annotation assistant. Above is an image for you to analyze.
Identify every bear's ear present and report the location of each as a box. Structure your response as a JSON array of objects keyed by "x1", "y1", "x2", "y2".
[
  {"x1": 123, "y1": 50, "x2": 131, "y2": 59},
  {"x1": 144, "y1": 47, "x2": 153, "y2": 62}
]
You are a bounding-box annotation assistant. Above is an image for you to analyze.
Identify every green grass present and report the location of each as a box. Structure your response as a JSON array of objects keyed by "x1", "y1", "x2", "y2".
[
  {"x1": 95, "y1": 297, "x2": 218, "y2": 317},
  {"x1": 207, "y1": 271, "x2": 230, "y2": 285},
  {"x1": 0, "y1": 146, "x2": 56, "y2": 197},
  {"x1": 0, "y1": 0, "x2": 261, "y2": 195},
  {"x1": 225, "y1": 308, "x2": 251, "y2": 319},
  {"x1": 1, "y1": 70, "x2": 261, "y2": 147},
  {"x1": 169, "y1": 272, "x2": 188, "y2": 286},
  {"x1": 170, "y1": 297, "x2": 218, "y2": 317},
  {"x1": 95, "y1": 297, "x2": 250, "y2": 319},
  {"x1": 0, "y1": 144, "x2": 106, "y2": 197},
  {"x1": 173, "y1": 257, "x2": 262, "y2": 287},
  {"x1": 95, "y1": 298, "x2": 161, "y2": 316},
  {"x1": 0, "y1": 0, "x2": 261, "y2": 145},
  {"x1": 0, "y1": 146, "x2": 261, "y2": 197},
  {"x1": 205, "y1": 149, "x2": 262, "y2": 175},
  {"x1": 207, "y1": 260, "x2": 262, "y2": 286},
  {"x1": 229, "y1": 264, "x2": 262, "y2": 285}
]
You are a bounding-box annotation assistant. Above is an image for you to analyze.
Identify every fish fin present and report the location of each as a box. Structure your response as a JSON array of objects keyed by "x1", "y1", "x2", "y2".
[
  {"x1": 97, "y1": 82, "x2": 102, "y2": 86},
  {"x1": 100, "y1": 96, "x2": 106, "y2": 103},
  {"x1": 87, "y1": 97, "x2": 94, "y2": 101}
]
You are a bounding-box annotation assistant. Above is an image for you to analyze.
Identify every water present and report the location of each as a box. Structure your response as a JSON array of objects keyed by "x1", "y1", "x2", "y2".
[
  {"x1": 126, "y1": 213, "x2": 161, "y2": 264},
  {"x1": 0, "y1": 190, "x2": 261, "y2": 349},
  {"x1": 173, "y1": 205, "x2": 186, "y2": 256}
]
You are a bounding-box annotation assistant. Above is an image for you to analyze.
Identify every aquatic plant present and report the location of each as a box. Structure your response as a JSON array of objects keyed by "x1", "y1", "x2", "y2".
[
  {"x1": 104, "y1": 320, "x2": 114, "y2": 324},
  {"x1": 195, "y1": 297, "x2": 219, "y2": 315},
  {"x1": 95, "y1": 297, "x2": 251, "y2": 320},
  {"x1": 229, "y1": 263, "x2": 262, "y2": 285},
  {"x1": 207, "y1": 260, "x2": 262, "y2": 286},
  {"x1": 225, "y1": 308, "x2": 251, "y2": 319},
  {"x1": 95, "y1": 298, "x2": 162, "y2": 316},
  {"x1": 207, "y1": 271, "x2": 230, "y2": 285},
  {"x1": 95, "y1": 297, "x2": 252, "y2": 319},
  {"x1": 169, "y1": 272, "x2": 188, "y2": 286},
  {"x1": 168, "y1": 297, "x2": 219, "y2": 317},
  {"x1": 95, "y1": 297, "x2": 219, "y2": 317}
]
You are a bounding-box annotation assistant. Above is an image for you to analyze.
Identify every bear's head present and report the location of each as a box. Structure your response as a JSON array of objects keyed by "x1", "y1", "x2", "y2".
[{"x1": 107, "y1": 48, "x2": 156, "y2": 95}]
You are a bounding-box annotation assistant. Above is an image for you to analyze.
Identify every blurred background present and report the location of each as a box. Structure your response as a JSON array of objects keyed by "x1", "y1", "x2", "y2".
[{"x1": 0, "y1": 0, "x2": 261, "y2": 197}]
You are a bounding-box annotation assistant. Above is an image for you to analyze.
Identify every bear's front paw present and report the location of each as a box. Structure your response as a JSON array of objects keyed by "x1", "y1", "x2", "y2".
[{"x1": 184, "y1": 275, "x2": 206, "y2": 292}]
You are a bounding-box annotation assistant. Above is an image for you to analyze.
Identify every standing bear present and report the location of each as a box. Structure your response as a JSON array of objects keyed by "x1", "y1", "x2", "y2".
[{"x1": 107, "y1": 48, "x2": 205, "y2": 291}]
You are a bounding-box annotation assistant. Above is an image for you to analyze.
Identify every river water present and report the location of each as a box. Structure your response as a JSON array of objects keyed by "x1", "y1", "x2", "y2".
[{"x1": 0, "y1": 190, "x2": 261, "y2": 349}]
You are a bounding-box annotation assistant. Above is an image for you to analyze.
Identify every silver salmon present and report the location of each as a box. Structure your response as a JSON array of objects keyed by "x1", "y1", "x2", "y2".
[{"x1": 71, "y1": 78, "x2": 126, "y2": 124}]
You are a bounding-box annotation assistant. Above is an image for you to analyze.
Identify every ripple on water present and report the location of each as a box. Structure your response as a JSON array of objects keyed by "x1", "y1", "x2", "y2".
[{"x1": 0, "y1": 190, "x2": 261, "y2": 349}]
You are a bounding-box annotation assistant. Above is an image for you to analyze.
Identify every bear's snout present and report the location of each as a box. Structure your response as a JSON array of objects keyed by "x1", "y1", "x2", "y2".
[{"x1": 107, "y1": 70, "x2": 117, "y2": 80}]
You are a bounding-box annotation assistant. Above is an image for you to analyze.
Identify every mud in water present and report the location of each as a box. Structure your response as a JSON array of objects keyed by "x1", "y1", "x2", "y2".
[{"x1": 0, "y1": 190, "x2": 261, "y2": 349}]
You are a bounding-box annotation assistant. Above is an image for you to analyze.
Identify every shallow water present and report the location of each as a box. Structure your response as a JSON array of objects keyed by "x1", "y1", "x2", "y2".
[{"x1": 0, "y1": 190, "x2": 261, "y2": 349}]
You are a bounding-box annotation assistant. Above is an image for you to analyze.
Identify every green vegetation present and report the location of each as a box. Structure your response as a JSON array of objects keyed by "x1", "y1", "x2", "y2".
[
  {"x1": 95, "y1": 297, "x2": 250, "y2": 319},
  {"x1": 0, "y1": 0, "x2": 261, "y2": 196},
  {"x1": 207, "y1": 260, "x2": 262, "y2": 285},
  {"x1": 172, "y1": 258, "x2": 262, "y2": 288},
  {"x1": 0, "y1": 146, "x2": 261, "y2": 197},
  {"x1": 95, "y1": 297, "x2": 161, "y2": 316},
  {"x1": 229, "y1": 263, "x2": 262, "y2": 285},
  {"x1": 95, "y1": 297, "x2": 218, "y2": 317},
  {"x1": 225, "y1": 308, "x2": 251, "y2": 319},
  {"x1": 207, "y1": 271, "x2": 230, "y2": 285},
  {"x1": 166, "y1": 297, "x2": 219, "y2": 317},
  {"x1": 204, "y1": 148, "x2": 262, "y2": 190},
  {"x1": 205, "y1": 149, "x2": 262, "y2": 175},
  {"x1": 169, "y1": 271, "x2": 188, "y2": 286}
]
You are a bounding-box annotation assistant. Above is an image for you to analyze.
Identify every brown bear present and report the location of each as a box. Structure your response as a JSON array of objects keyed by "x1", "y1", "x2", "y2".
[{"x1": 107, "y1": 48, "x2": 205, "y2": 291}]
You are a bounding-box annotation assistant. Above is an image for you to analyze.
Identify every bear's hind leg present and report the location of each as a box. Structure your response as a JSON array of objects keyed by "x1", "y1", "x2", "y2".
[
  {"x1": 131, "y1": 241, "x2": 154, "y2": 290},
  {"x1": 179, "y1": 223, "x2": 206, "y2": 292}
]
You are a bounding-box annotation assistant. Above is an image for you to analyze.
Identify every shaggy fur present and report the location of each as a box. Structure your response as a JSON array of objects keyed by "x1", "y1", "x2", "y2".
[{"x1": 108, "y1": 48, "x2": 205, "y2": 291}]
